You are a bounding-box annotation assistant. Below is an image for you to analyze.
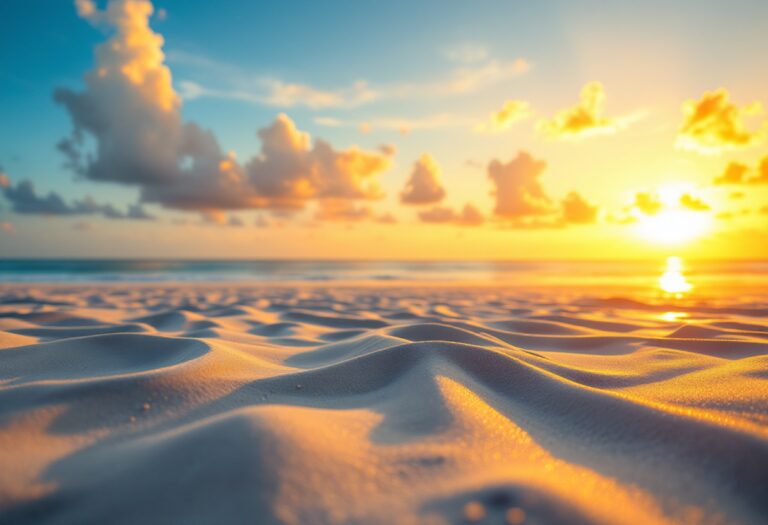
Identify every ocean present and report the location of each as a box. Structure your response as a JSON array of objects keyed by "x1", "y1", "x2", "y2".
[{"x1": 1, "y1": 259, "x2": 767, "y2": 295}]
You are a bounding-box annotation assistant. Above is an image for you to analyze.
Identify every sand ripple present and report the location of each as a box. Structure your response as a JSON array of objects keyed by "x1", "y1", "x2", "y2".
[{"x1": 1, "y1": 285, "x2": 767, "y2": 524}]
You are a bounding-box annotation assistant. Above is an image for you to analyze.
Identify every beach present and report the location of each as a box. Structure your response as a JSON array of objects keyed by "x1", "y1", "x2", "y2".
[{"x1": 1, "y1": 280, "x2": 767, "y2": 524}]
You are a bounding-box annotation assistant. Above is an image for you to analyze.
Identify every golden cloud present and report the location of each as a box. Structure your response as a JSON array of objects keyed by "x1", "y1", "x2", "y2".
[
  {"x1": 418, "y1": 203, "x2": 484, "y2": 226},
  {"x1": 676, "y1": 89, "x2": 765, "y2": 155},
  {"x1": 400, "y1": 154, "x2": 447, "y2": 205},
  {"x1": 714, "y1": 156, "x2": 768, "y2": 184},
  {"x1": 474, "y1": 100, "x2": 530, "y2": 134},
  {"x1": 561, "y1": 192, "x2": 598, "y2": 224},
  {"x1": 538, "y1": 82, "x2": 636, "y2": 139}
]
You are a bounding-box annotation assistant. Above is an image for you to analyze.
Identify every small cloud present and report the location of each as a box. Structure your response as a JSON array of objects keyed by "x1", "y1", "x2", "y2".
[
  {"x1": 400, "y1": 154, "x2": 447, "y2": 205},
  {"x1": 1, "y1": 177, "x2": 150, "y2": 220},
  {"x1": 378, "y1": 144, "x2": 397, "y2": 157},
  {"x1": 418, "y1": 203, "x2": 484, "y2": 226},
  {"x1": 316, "y1": 113, "x2": 471, "y2": 134},
  {"x1": 488, "y1": 151, "x2": 553, "y2": 218},
  {"x1": 314, "y1": 116, "x2": 343, "y2": 127},
  {"x1": 676, "y1": 88, "x2": 765, "y2": 155},
  {"x1": 729, "y1": 191, "x2": 745, "y2": 200},
  {"x1": 714, "y1": 161, "x2": 750, "y2": 184},
  {"x1": 314, "y1": 200, "x2": 372, "y2": 222},
  {"x1": 538, "y1": 82, "x2": 638, "y2": 139},
  {"x1": 561, "y1": 191, "x2": 598, "y2": 224},
  {"x1": 714, "y1": 156, "x2": 768, "y2": 184},
  {"x1": 679, "y1": 193, "x2": 710, "y2": 211},
  {"x1": 474, "y1": 100, "x2": 530, "y2": 134},
  {"x1": 632, "y1": 192, "x2": 664, "y2": 215},
  {"x1": 72, "y1": 221, "x2": 93, "y2": 231}
]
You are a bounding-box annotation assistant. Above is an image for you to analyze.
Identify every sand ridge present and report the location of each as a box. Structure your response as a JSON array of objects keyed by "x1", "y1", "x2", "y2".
[{"x1": 0, "y1": 285, "x2": 767, "y2": 524}]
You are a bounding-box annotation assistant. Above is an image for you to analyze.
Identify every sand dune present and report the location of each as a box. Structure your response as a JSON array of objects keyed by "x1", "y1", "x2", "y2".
[{"x1": 1, "y1": 284, "x2": 767, "y2": 524}]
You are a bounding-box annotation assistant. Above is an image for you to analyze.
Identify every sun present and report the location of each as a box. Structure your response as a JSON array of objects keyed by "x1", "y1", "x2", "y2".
[
  {"x1": 636, "y1": 209, "x2": 712, "y2": 244},
  {"x1": 633, "y1": 183, "x2": 713, "y2": 245}
]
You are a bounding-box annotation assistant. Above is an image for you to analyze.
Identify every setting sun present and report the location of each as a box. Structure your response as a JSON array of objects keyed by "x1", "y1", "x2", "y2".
[{"x1": 636, "y1": 209, "x2": 712, "y2": 245}]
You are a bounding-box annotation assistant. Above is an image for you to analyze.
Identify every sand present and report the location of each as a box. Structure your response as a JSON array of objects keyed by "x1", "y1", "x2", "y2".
[{"x1": 0, "y1": 283, "x2": 767, "y2": 525}]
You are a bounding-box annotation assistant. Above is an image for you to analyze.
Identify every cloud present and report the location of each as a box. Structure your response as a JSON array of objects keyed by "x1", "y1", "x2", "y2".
[
  {"x1": 55, "y1": 1, "x2": 391, "y2": 216},
  {"x1": 418, "y1": 203, "x2": 484, "y2": 226},
  {"x1": 538, "y1": 82, "x2": 636, "y2": 139},
  {"x1": 676, "y1": 89, "x2": 765, "y2": 154},
  {"x1": 400, "y1": 154, "x2": 446, "y2": 205},
  {"x1": 175, "y1": 43, "x2": 529, "y2": 110},
  {"x1": 714, "y1": 161, "x2": 750, "y2": 184},
  {"x1": 714, "y1": 156, "x2": 768, "y2": 184},
  {"x1": 179, "y1": 79, "x2": 377, "y2": 110},
  {"x1": 488, "y1": 151, "x2": 553, "y2": 218},
  {"x1": 314, "y1": 201, "x2": 372, "y2": 222},
  {"x1": 679, "y1": 193, "x2": 710, "y2": 211},
  {"x1": 632, "y1": 192, "x2": 663, "y2": 215},
  {"x1": 1, "y1": 178, "x2": 154, "y2": 220},
  {"x1": 561, "y1": 191, "x2": 598, "y2": 224},
  {"x1": 474, "y1": 100, "x2": 530, "y2": 134},
  {"x1": 314, "y1": 113, "x2": 473, "y2": 135},
  {"x1": 392, "y1": 58, "x2": 530, "y2": 99}
]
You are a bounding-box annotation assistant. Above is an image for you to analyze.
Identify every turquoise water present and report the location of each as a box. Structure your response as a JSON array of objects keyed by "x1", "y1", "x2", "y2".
[{"x1": 0, "y1": 259, "x2": 766, "y2": 290}]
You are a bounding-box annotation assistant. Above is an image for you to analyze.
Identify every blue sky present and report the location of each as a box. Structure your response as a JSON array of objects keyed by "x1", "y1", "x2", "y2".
[{"x1": 1, "y1": 0, "x2": 767, "y2": 258}]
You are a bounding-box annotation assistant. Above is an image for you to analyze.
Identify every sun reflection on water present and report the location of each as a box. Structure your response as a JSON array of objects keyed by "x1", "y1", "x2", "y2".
[{"x1": 659, "y1": 256, "x2": 692, "y2": 297}]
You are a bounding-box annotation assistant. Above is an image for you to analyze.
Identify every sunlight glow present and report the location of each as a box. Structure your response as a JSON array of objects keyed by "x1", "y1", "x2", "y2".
[
  {"x1": 659, "y1": 256, "x2": 693, "y2": 296},
  {"x1": 636, "y1": 210, "x2": 712, "y2": 245}
]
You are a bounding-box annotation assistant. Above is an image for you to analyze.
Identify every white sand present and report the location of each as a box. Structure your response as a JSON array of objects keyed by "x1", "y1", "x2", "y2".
[{"x1": 0, "y1": 284, "x2": 767, "y2": 524}]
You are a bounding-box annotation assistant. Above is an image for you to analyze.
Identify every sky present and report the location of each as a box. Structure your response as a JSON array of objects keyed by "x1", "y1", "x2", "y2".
[{"x1": 1, "y1": 0, "x2": 767, "y2": 260}]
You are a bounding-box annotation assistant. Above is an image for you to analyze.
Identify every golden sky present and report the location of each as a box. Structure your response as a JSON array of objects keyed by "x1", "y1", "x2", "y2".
[{"x1": 1, "y1": 0, "x2": 767, "y2": 259}]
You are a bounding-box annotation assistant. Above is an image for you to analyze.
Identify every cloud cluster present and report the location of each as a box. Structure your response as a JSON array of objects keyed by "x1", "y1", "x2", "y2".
[
  {"x1": 474, "y1": 100, "x2": 530, "y2": 134},
  {"x1": 1, "y1": 178, "x2": 153, "y2": 220},
  {"x1": 55, "y1": 0, "x2": 391, "y2": 217},
  {"x1": 488, "y1": 152, "x2": 553, "y2": 218},
  {"x1": 629, "y1": 190, "x2": 711, "y2": 217},
  {"x1": 487, "y1": 151, "x2": 597, "y2": 227},
  {"x1": 418, "y1": 204, "x2": 484, "y2": 226},
  {"x1": 714, "y1": 157, "x2": 768, "y2": 184},
  {"x1": 538, "y1": 82, "x2": 633, "y2": 139},
  {"x1": 400, "y1": 154, "x2": 446, "y2": 205},
  {"x1": 676, "y1": 89, "x2": 765, "y2": 154}
]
